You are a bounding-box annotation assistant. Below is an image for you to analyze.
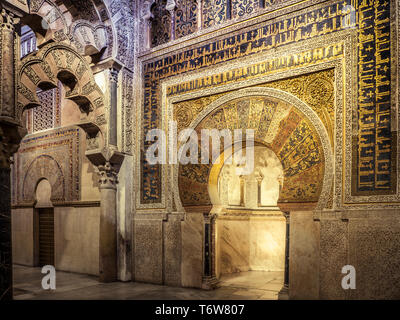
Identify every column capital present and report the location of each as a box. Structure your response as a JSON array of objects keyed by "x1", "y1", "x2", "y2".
[
  {"x1": 90, "y1": 58, "x2": 123, "y2": 75},
  {"x1": 0, "y1": 0, "x2": 29, "y2": 18},
  {"x1": 87, "y1": 147, "x2": 124, "y2": 189},
  {"x1": 0, "y1": 8, "x2": 19, "y2": 30},
  {"x1": 203, "y1": 211, "x2": 217, "y2": 222},
  {"x1": 109, "y1": 67, "x2": 119, "y2": 84},
  {"x1": 97, "y1": 162, "x2": 118, "y2": 190},
  {"x1": 283, "y1": 211, "x2": 290, "y2": 223}
]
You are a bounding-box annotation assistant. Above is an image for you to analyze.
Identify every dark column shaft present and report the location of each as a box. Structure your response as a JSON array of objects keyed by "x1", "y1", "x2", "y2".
[
  {"x1": 109, "y1": 69, "x2": 118, "y2": 147},
  {"x1": 0, "y1": 167, "x2": 12, "y2": 300},
  {"x1": 204, "y1": 218, "x2": 211, "y2": 277},
  {"x1": 98, "y1": 163, "x2": 118, "y2": 282},
  {"x1": 278, "y1": 211, "x2": 290, "y2": 299},
  {"x1": 283, "y1": 212, "x2": 290, "y2": 287}
]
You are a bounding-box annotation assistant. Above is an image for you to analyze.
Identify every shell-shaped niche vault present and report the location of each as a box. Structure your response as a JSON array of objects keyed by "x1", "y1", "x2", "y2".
[{"x1": 178, "y1": 95, "x2": 326, "y2": 208}]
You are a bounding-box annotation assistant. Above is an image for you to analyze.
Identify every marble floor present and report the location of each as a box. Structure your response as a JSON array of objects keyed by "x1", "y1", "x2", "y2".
[{"x1": 13, "y1": 265, "x2": 284, "y2": 300}]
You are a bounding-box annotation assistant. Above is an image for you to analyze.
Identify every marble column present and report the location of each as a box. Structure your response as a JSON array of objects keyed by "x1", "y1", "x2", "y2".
[
  {"x1": 98, "y1": 162, "x2": 119, "y2": 282},
  {"x1": 278, "y1": 211, "x2": 290, "y2": 299},
  {"x1": 85, "y1": 61, "x2": 123, "y2": 282},
  {"x1": 108, "y1": 68, "x2": 119, "y2": 147},
  {"x1": 0, "y1": 164, "x2": 12, "y2": 300},
  {"x1": 202, "y1": 212, "x2": 218, "y2": 289}
]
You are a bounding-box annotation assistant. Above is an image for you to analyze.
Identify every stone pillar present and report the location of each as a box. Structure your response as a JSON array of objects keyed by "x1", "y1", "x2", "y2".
[
  {"x1": 0, "y1": 4, "x2": 27, "y2": 300},
  {"x1": 0, "y1": 158, "x2": 12, "y2": 300},
  {"x1": 86, "y1": 61, "x2": 123, "y2": 282},
  {"x1": 0, "y1": 127, "x2": 25, "y2": 302},
  {"x1": 97, "y1": 162, "x2": 119, "y2": 282},
  {"x1": 108, "y1": 68, "x2": 119, "y2": 147},
  {"x1": 202, "y1": 212, "x2": 218, "y2": 289},
  {"x1": 278, "y1": 211, "x2": 290, "y2": 300},
  {"x1": 1, "y1": 9, "x2": 17, "y2": 118}
]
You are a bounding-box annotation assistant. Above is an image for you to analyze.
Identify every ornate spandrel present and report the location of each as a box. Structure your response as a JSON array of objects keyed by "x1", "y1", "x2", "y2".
[
  {"x1": 202, "y1": 0, "x2": 228, "y2": 29},
  {"x1": 231, "y1": 0, "x2": 261, "y2": 19},
  {"x1": 175, "y1": 0, "x2": 198, "y2": 38},
  {"x1": 150, "y1": 0, "x2": 172, "y2": 47}
]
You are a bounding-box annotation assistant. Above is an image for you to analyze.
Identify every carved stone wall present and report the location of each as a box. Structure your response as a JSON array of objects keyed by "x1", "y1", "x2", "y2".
[
  {"x1": 138, "y1": 0, "x2": 397, "y2": 209},
  {"x1": 131, "y1": 0, "x2": 400, "y2": 300},
  {"x1": 110, "y1": 0, "x2": 136, "y2": 69},
  {"x1": 12, "y1": 127, "x2": 81, "y2": 205},
  {"x1": 318, "y1": 210, "x2": 400, "y2": 300},
  {"x1": 175, "y1": 0, "x2": 198, "y2": 39},
  {"x1": 150, "y1": 0, "x2": 172, "y2": 47},
  {"x1": 143, "y1": 0, "x2": 296, "y2": 47},
  {"x1": 26, "y1": 85, "x2": 61, "y2": 133}
]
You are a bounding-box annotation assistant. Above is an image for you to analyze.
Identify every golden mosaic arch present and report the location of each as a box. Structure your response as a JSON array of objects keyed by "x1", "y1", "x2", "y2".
[{"x1": 176, "y1": 87, "x2": 333, "y2": 211}]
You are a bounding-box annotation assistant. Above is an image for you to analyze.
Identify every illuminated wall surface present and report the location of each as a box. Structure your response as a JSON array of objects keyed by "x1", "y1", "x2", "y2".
[{"x1": 2, "y1": 0, "x2": 400, "y2": 301}]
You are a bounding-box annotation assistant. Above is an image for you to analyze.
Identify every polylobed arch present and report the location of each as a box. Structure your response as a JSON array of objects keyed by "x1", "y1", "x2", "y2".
[
  {"x1": 27, "y1": 0, "x2": 69, "y2": 39},
  {"x1": 176, "y1": 87, "x2": 334, "y2": 212},
  {"x1": 29, "y1": 0, "x2": 109, "y2": 26},
  {"x1": 69, "y1": 19, "x2": 113, "y2": 63},
  {"x1": 18, "y1": 42, "x2": 106, "y2": 148},
  {"x1": 24, "y1": 0, "x2": 116, "y2": 62}
]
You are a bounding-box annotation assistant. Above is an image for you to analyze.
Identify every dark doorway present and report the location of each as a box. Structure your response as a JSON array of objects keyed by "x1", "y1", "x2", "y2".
[{"x1": 37, "y1": 208, "x2": 55, "y2": 267}]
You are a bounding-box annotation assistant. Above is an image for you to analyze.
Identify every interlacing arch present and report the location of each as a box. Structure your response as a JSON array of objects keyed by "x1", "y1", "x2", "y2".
[{"x1": 18, "y1": 42, "x2": 106, "y2": 149}]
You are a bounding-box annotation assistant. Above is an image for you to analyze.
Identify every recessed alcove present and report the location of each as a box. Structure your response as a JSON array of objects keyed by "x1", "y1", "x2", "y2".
[{"x1": 213, "y1": 146, "x2": 286, "y2": 297}]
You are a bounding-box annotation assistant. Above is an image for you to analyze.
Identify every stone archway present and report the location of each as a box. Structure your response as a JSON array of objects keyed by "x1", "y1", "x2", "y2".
[
  {"x1": 22, "y1": 154, "x2": 65, "y2": 203},
  {"x1": 0, "y1": 1, "x2": 123, "y2": 300},
  {"x1": 18, "y1": 42, "x2": 106, "y2": 149},
  {"x1": 174, "y1": 87, "x2": 334, "y2": 290},
  {"x1": 176, "y1": 87, "x2": 333, "y2": 211},
  {"x1": 16, "y1": 41, "x2": 124, "y2": 284}
]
